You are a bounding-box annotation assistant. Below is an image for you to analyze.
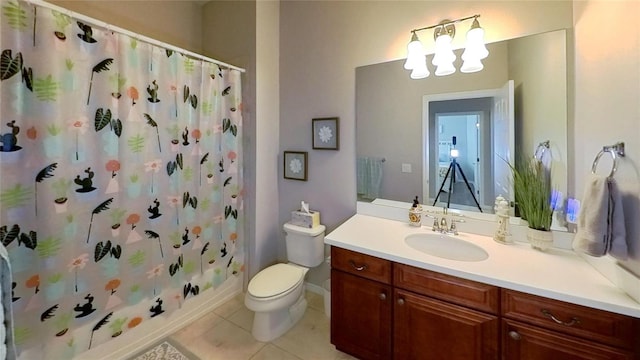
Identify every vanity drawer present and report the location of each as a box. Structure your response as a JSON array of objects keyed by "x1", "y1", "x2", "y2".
[
  {"x1": 331, "y1": 247, "x2": 392, "y2": 284},
  {"x1": 394, "y1": 263, "x2": 499, "y2": 314},
  {"x1": 502, "y1": 289, "x2": 640, "y2": 351}
]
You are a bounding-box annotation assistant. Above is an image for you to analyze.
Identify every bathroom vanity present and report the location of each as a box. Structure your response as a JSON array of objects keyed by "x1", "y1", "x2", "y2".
[{"x1": 326, "y1": 214, "x2": 640, "y2": 360}]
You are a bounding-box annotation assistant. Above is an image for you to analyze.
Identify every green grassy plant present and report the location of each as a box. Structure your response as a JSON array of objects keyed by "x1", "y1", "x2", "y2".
[{"x1": 509, "y1": 158, "x2": 553, "y2": 231}]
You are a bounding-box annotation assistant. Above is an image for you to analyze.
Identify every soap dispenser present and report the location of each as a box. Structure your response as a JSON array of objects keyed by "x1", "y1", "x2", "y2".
[{"x1": 409, "y1": 196, "x2": 422, "y2": 227}]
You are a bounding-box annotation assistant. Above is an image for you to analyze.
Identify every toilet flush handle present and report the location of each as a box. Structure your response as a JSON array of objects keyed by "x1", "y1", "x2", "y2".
[{"x1": 349, "y1": 260, "x2": 367, "y2": 271}]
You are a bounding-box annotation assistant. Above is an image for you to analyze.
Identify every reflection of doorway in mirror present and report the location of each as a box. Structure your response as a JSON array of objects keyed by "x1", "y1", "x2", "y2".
[
  {"x1": 435, "y1": 112, "x2": 483, "y2": 209},
  {"x1": 423, "y1": 81, "x2": 515, "y2": 214}
]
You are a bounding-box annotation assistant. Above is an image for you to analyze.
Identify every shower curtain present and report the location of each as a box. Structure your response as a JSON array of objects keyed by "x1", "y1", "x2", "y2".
[{"x1": 0, "y1": 0, "x2": 244, "y2": 357}]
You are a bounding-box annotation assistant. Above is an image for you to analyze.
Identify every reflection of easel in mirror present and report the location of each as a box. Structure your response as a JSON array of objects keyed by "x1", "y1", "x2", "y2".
[{"x1": 432, "y1": 136, "x2": 483, "y2": 212}]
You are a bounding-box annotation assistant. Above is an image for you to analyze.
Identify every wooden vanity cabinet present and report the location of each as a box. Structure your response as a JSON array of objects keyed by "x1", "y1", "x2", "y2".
[
  {"x1": 330, "y1": 247, "x2": 393, "y2": 360},
  {"x1": 330, "y1": 246, "x2": 640, "y2": 360},
  {"x1": 393, "y1": 289, "x2": 499, "y2": 359},
  {"x1": 502, "y1": 289, "x2": 640, "y2": 360},
  {"x1": 331, "y1": 247, "x2": 499, "y2": 360},
  {"x1": 393, "y1": 264, "x2": 499, "y2": 360},
  {"x1": 502, "y1": 319, "x2": 633, "y2": 360}
]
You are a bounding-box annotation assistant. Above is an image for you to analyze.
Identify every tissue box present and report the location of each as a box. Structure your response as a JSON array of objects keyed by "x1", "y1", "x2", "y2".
[{"x1": 290, "y1": 210, "x2": 320, "y2": 228}]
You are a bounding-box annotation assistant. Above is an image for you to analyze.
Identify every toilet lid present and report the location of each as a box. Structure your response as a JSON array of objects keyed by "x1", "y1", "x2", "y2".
[{"x1": 248, "y1": 263, "x2": 304, "y2": 298}]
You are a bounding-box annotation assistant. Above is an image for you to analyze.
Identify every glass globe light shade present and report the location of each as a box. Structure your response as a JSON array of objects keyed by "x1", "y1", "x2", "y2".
[
  {"x1": 432, "y1": 33, "x2": 456, "y2": 67},
  {"x1": 435, "y1": 60, "x2": 456, "y2": 76},
  {"x1": 461, "y1": 57, "x2": 484, "y2": 73},
  {"x1": 404, "y1": 33, "x2": 424, "y2": 70},
  {"x1": 462, "y1": 19, "x2": 489, "y2": 61},
  {"x1": 410, "y1": 57, "x2": 430, "y2": 79}
]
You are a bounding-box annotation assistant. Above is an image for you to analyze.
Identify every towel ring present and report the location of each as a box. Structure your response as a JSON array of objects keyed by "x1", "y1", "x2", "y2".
[
  {"x1": 534, "y1": 140, "x2": 550, "y2": 162},
  {"x1": 591, "y1": 142, "x2": 625, "y2": 178}
]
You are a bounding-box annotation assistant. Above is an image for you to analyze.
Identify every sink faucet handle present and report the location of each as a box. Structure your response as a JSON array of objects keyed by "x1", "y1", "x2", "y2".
[
  {"x1": 426, "y1": 215, "x2": 439, "y2": 232},
  {"x1": 424, "y1": 214, "x2": 440, "y2": 232},
  {"x1": 449, "y1": 218, "x2": 465, "y2": 235}
]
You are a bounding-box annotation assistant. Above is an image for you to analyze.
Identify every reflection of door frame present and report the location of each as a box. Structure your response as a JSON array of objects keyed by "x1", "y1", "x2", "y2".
[
  {"x1": 434, "y1": 111, "x2": 483, "y2": 205},
  {"x1": 423, "y1": 89, "x2": 503, "y2": 211}
]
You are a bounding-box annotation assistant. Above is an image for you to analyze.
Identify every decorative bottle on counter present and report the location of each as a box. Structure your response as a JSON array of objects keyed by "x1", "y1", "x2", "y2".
[{"x1": 409, "y1": 196, "x2": 422, "y2": 227}]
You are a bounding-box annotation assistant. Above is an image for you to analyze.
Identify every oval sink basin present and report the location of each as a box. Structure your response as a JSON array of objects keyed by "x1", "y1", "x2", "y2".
[{"x1": 404, "y1": 233, "x2": 489, "y2": 262}]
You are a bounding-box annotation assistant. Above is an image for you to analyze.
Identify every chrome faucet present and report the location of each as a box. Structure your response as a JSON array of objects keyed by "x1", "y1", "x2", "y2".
[
  {"x1": 431, "y1": 215, "x2": 465, "y2": 235},
  {"x1": 439, "y1": 217, "x2": 448, "y2": 231},
  {"x1": 425, "y1": 208, "x2": 464, "y2": 234}
]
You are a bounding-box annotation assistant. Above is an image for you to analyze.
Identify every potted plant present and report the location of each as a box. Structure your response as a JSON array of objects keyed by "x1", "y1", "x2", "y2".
[{"x1": 510, "y1": 157, "x2": 554, "y2": 251}]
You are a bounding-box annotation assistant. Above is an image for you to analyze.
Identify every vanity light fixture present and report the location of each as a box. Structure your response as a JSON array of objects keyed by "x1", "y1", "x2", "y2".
[{"x1": 404, "y1": 15, "x2": 488, "y2": 78}]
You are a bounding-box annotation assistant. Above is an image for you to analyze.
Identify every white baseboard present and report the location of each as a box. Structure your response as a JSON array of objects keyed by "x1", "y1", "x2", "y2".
[
  {"x1": 71, "y1": 276, "x2": 242, "y2": 360},
  {"x1": 305, "y1": 281, "x2": 325, "y2": 296}
]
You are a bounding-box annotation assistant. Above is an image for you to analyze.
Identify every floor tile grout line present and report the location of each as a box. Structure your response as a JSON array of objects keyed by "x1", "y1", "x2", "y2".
[{"x1": 168, "y1": 291, "x2": 350, "y2": 360}]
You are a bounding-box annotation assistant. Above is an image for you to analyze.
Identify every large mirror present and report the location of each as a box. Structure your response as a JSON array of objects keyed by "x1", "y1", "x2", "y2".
[{"x1": 356, "y1": 29, "x2": 568, "y2": 221}]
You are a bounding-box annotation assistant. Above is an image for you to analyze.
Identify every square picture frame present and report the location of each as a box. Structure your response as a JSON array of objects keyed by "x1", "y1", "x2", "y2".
[
  {"x1": 283, "y1": 151, "x2": 308, "y2": 181},
  {"x1": 312, "y1": 117, "x2": 339, "y2": 150}
]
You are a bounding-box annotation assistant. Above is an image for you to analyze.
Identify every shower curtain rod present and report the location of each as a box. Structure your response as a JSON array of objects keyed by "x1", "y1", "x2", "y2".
[{"x1": 26, "y1": 0, "x2": 247, "y2": 73}]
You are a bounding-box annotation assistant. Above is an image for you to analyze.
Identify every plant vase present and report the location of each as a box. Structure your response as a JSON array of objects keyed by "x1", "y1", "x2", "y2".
[{"x1": 527, "y1": 228, "x2": 553, "y2": 251}]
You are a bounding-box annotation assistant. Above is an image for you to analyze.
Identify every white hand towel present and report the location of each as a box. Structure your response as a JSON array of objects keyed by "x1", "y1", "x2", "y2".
[
  {"x1": 607, "y1": 179, "x2": 628, "y2": 260},
  {"x1": 572, "y1": 175, "x2": 628, "y2": 259},
  {"x1": 573, "y1": 175, "x2": 610, "y2": 256}
]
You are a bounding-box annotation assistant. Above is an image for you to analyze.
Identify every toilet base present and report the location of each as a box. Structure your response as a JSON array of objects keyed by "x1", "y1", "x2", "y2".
[{"x1": 251, "y1": 292, "x2": 307, "y2": 342}]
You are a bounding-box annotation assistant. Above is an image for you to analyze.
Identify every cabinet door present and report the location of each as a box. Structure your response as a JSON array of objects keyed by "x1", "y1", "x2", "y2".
[
  {"x1": 503, "y1": 319, "x2": 634, "y2": 360},
  {"x1": 394, "y1": 289, "x2": 498, "y2": 360},
  {"x1": 331, "y1": 269, "x2": 392, "y2": 360},
  {"x1": 502, "y1": 289, "x2": 640, "y2": 351}
]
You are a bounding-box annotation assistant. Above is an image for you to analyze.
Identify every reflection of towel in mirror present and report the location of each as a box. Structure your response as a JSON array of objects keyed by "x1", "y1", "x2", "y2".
[
  {"x1": 357, "y1": 157, "x2": 383, "y2": 200},
  {"x1": 572, "y1": 175, "x2": 627, "y2": 260}
]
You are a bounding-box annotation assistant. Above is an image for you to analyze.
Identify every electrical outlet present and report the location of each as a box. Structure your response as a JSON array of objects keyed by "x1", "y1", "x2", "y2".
[{"x1": 401, "y1": 163, "x2": 412, "y2": 173}]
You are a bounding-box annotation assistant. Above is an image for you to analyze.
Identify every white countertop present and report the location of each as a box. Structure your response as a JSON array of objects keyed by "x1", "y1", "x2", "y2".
[{"x1": 325, "y1": 213, "x2": 640, "y2": 318}]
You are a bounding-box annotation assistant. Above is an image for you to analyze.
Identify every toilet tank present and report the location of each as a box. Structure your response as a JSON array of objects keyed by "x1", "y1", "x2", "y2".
[{"x1": 283, "y1": 222, "x2": 326, "y2": 267}]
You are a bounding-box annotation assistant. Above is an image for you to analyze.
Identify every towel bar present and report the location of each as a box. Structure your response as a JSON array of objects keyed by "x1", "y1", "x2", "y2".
[{"x1": 591, "y1": 142, "x2": 625, "y2": 178}]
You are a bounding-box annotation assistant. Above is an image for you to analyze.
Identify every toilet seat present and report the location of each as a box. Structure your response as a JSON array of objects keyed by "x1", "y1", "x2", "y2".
[{"x1": 248, "y1": 263, "x2": 305, "y2": 299}]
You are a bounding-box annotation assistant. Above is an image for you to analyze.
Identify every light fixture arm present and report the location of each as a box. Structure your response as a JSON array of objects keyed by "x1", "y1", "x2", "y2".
[{"x1": 409, "y1": 14, "x2": 480, "y2": 35}]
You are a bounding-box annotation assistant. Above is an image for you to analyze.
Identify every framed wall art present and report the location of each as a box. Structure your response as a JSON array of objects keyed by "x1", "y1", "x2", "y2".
[
  {"x1": 312, "y1": 117, "x2": 339, "y2": 150},
  {"x1": 283, "y1": 151, "x2": 308, "y2": 181}
]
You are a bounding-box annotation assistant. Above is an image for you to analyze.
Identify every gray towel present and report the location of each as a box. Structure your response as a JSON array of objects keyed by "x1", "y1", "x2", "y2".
[
  {"x1": 607, "y1": 179, "x2": 628, "y2": 260},
  {"x1": 572, "y1": 175, "x2": 628, "y2": 260}
]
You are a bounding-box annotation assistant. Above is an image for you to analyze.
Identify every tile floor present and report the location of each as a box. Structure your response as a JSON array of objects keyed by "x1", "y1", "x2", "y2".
[{"x1": 169, "y1": 291, "x2": 357, "y2": 360}]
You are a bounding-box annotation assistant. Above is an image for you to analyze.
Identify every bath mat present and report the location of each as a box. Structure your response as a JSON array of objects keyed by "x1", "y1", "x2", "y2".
[{"x1": 130, "y1": 339, "x2": 200, "y2": 360}]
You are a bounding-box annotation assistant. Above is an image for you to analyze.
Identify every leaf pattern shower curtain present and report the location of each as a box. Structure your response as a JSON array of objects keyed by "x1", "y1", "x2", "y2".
[{"x1": 0, "y1": 0, "x2": 244, "y2": 357}]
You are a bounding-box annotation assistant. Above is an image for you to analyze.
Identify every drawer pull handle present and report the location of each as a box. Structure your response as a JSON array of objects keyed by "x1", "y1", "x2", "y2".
[
  {"x1": 541, "y1": 309, "x2": 581, "y2": 327},
  {"x1": 397, "y1": 298, "x2": 405, "y2": 306},
  {"x1": 508, "y1": 331, "x2": 521, "y2": 341},
  {"x1": 379, "y1": 293, "x2": 386, "y2": 301},
  {"x1": 348, "y1": 260, "x2": 367, "y2": 271}
]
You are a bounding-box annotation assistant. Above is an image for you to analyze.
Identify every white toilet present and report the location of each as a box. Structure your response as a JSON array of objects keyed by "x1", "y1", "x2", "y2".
[{"x1": 245, "y1": 222, "x2": 326, "y2": 342}]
